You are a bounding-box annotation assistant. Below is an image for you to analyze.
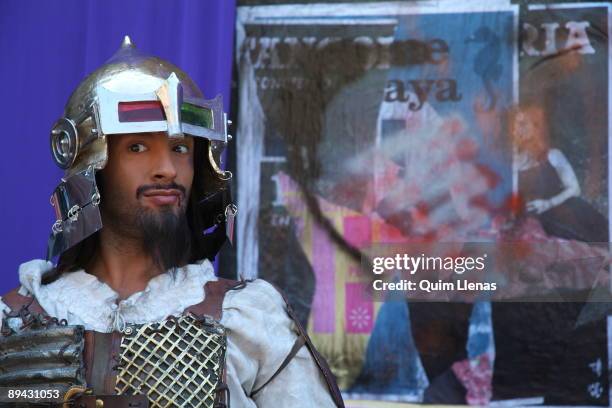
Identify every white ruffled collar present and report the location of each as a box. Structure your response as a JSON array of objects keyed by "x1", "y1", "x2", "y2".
[{"x1": 18, "y1": 259, "x2": 217, "y2": 332}]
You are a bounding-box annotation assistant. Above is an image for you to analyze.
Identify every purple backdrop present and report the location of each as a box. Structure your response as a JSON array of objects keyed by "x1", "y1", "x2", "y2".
[{"x1": 0, "y1": 0, "x2": 236, "y2": 293}]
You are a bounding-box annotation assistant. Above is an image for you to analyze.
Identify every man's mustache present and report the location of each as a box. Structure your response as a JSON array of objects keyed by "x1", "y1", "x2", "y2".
[{"x1": 136, "y1": 183, "x2": 187, "y2": 198}]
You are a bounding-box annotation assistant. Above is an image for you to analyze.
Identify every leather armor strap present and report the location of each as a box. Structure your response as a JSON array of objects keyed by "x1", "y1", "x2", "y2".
[
  {"x1": 84, "y1": 331, "x2": 123, "y2": 394},
  {"x1": 251, "y1": 335, "x2": 307, "y2": 397},
  {"x1": 270, "y1": 284, "x2": 345, "y2": 408},
  {"x1": 1, "y1": 287, "x2": 46, "y2": 316}
]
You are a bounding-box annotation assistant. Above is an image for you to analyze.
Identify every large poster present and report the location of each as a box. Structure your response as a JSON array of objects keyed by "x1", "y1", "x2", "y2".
[{"x1": 235, "y1": 1, "x2": 611, "y2": 405}]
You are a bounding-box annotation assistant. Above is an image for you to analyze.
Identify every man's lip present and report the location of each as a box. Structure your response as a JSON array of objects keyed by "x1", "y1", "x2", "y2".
[
  {"x1": 141, "y1": 189, "x2": 183, "y2": 206},
  {"x1": 142, "y1": 189, "x2": 182, "y2": 197}
]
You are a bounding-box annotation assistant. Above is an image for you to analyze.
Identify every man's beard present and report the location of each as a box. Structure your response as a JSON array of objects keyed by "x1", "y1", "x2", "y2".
[
  {"x1": 101, "y1": 186, "x2": 192, "y2": 272},
  {"x1": 137, "y1": 206, "x2": 192, "y2": 272}
]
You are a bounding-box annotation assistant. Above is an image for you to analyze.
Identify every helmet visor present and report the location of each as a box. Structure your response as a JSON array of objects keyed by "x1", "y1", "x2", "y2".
[{"x1": 97, "y1": 85, "x2": 227, "y2": 143}]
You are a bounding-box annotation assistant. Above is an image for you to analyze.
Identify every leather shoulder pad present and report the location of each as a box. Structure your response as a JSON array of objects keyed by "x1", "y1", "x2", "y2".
[
  {"x1": 184, "y1": 278, "x2": 245, "y2": 321},
  {"x1": 1, "y1": 287, "x2": 46, "y2": 316}
]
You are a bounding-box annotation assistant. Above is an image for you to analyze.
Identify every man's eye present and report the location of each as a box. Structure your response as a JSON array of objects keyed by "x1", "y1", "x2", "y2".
[
  {"x1": 128, "y1": 143, "x2": 147, "y2": 153},
  {"x1": 173, "y1": 144, "x2": 190, "y2": 154}
]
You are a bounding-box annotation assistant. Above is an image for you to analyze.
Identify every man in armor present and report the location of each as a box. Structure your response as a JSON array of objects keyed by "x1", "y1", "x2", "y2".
[{"x1": 0, "y1": 36, "x2": 344, "y2": 408}]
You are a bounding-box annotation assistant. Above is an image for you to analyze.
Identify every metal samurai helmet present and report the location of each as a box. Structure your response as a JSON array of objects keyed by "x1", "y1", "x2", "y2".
[{"x1": 47, "y1": 36, "x2": 234, "y2": 260}]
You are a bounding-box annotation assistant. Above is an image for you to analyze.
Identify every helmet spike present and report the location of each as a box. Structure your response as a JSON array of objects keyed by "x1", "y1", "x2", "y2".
[{"x1": 121, "y1": 35, "x2": 134, "y2": 49}]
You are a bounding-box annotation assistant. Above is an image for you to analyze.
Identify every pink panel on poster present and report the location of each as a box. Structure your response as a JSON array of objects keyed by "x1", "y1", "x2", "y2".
[
  {"x1": 343, "y1": 215, "x2": 372, "y2": 248},
  {"x1": 312, "y1": 223, "x2": 336, "y2": 333},
  {"x1": 345, "y1": 282, "x2": 373, "y2": 334}
]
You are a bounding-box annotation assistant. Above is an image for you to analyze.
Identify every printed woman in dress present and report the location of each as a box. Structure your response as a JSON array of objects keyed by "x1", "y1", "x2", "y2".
[{"x1": 511, "y1": 104, "x2": 608, "y2": 243}]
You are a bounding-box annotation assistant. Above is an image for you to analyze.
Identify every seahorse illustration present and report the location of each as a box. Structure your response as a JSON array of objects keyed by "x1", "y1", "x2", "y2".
[{"x1": 465, "y1": 26, "x2": 502, "y2": 112}]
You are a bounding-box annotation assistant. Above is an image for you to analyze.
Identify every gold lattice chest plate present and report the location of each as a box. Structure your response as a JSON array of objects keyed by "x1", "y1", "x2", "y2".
[{"x1": 115, "y1": 314, "x2": 226, "y2": 407}]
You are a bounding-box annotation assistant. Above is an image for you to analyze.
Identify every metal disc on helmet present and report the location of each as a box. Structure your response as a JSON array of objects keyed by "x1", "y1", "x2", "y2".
[{"x1": 50, "y1": 118, "x2": 79, "y2": 169}]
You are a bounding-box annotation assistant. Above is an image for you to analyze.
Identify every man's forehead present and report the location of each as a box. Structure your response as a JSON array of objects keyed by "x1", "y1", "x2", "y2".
[{"x1": 110, "y1": 132, "x2": 194, "y2": 142}]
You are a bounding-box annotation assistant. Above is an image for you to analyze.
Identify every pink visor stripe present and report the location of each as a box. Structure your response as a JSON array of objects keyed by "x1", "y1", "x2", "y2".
[{"x1": 118, "y1": 101, "x2": 166, "y2": 122}]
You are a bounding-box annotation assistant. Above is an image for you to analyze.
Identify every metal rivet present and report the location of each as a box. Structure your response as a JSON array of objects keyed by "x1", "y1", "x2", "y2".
[
  {"x1": 124, "y1": 326, "x2": 133, "y2": 335},
  {"x1": 52, "y1": 220, "x2": 63, "y2": 234},
  {"x1": 95, "y1": 399, "x2": 104, "y2": 408}
]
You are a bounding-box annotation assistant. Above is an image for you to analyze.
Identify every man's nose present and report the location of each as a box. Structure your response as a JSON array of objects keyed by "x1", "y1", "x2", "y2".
[{"x1": 151, "y1": 148, "x2": 177, "y2": 181}]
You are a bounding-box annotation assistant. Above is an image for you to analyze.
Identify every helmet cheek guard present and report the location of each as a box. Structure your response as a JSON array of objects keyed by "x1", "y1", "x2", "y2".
[{"x1": 46, "y1": 36, "x2": 234, "y2": 261}]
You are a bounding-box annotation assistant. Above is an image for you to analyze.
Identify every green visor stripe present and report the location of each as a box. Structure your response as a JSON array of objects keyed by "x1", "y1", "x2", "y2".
[{"x1": 181, "y1": 102, "x2": 213, "y2": 129}]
